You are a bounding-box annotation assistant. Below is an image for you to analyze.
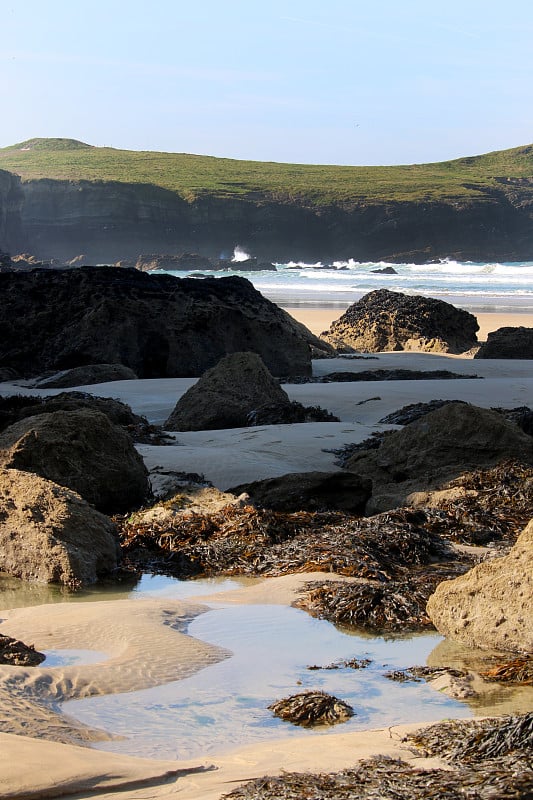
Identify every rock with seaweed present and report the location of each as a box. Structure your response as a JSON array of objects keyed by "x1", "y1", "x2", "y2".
[
  {"x1": 0, "y1": 467, "x2": 119, "y2": 586},
  {"x1": 228, "y1": 471, "x2": 371, "y2": 513},
  {"x1": 321, "y1": 289, "x2": 479, "y2": 354},
  {"x1": 345, "y1": 402, "x2": 533, "y2": 514},
  {"x1": 427, "y1": 518, "x2": 533, "y2": 653},
  {"x1": 474, "y1": 325, "x2": 533, "y2": 359},
  {"x1": 0, "y1": 634, "x2": 45, "y2": 666},
  {"x1": 247, "y1": 400, "x2": 339, "y2": 425},
  {"x1": 0, "y1": 391, "x2": 165, "y2": 443},
  {"x1": 34, "y1": 363, "x2": 138, "y2": 388},
  {"x1": 268, "y1": 691, "x2": 354, "y2": 727},
  {"x1": 0, "y1": 408, "x2": 150, "y2": 513},
  {"x1": 164, "y1": 352, "x2": 293, "y2": 431}
]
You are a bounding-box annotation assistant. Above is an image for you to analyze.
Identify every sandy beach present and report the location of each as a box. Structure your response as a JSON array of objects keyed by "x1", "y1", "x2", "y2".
[{"x1": 0, "y1": 305, "x2": 532, "y2": 799}]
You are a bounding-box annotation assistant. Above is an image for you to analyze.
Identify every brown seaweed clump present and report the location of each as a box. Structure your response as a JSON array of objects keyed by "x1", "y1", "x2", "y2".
[
  {"x1": 406, "y1": 712, "x2": 533, "y2": 762},
  {"x1": 294, "y1": 573, "x2": 449, "y2": 632},
  {"x1": 222, "y1": 752, "x2": 533, "y2": 799},
  {"x1": 421, "y1": 461, "x2": 533, "y2": 545},
  {"x1": 268, "y1": 691, "x2": 354, "y2": 727},
  {"x1": 0, "y1": 634, "x2": 45, "y2": 666},
  {"x1": 118, "y1": 505, "x2": 453, "y2": 583},
  {"x1": 480, "y1": 657, "x2": 533, "y2": 685}
]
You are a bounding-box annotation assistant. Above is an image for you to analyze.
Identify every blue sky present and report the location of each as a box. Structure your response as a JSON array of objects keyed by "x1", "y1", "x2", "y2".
[{"x1": 2, "y1": 0, "x2": 532, "y2": 165}]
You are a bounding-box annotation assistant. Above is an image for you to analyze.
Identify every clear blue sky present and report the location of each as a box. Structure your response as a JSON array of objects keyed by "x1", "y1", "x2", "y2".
[{"x1": 2, "y1": 0, "x2": 532, "y2": 165}]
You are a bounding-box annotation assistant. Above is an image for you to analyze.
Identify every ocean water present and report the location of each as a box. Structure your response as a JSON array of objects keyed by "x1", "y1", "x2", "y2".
[{"x1": 161, "y1": 256, "x2": 533, "y2": 312}]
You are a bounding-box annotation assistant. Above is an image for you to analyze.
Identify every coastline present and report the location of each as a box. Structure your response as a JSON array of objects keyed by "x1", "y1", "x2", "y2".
[{"x1": 1, "y1": 317, "x2": 532, "y2": 798}]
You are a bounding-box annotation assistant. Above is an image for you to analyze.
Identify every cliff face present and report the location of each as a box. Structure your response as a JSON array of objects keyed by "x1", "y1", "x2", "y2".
[
  {"x1": 2, "y1": 174, "x2": 533, "y2": 263},
  {"x1": 0, "y1": 170, "x2": 23, "y2": 252}
]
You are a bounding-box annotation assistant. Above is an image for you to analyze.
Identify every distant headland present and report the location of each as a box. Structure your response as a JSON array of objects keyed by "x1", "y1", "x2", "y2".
[{"x1": 0, "y1": 138, "x2": 532, "y2": 264}]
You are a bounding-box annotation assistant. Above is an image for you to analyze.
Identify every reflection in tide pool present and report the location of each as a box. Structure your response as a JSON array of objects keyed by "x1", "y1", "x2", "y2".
[{"x1": 64, "y1": 603, "x2": 467, "y2": 761}]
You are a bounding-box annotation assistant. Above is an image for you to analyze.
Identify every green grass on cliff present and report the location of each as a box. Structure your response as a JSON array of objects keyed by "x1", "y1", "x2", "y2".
[{"x1": 1, "y1": 137, "x2": 532, "y2": 207}]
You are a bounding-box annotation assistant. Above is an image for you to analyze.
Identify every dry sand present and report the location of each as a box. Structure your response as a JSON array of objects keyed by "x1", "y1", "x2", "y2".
[{"x1": 1, "y1": 305, "x2": 532, "y2": 799}]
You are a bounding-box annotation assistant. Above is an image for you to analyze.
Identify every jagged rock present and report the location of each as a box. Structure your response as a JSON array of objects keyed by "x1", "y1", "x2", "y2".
[
  {"x1": 427, "y1": 519, "x2": 533, "y2": 653},
  {"x1": 0, "y1": 467, "x2": 119, "y2": 586},
  {"x1": 474, "y1": 326, "x2": 533, "y2": 359},
  {"x1": 0, "y1": 392, "x2": 150, "y2": 439},
  {"x1": 0, "y1": 409, "x2": 150, "y2": 513},
  {"x1": 0, "y1": 267, "x2": 317, "y2": 377},
  {"x1": 229, "y1": 471, "x2": 371, "y2": 513},
  {"x1": 164, "y1": 352, "x2": 290, "y2": 431},
  {"x1": 135, "y1": 252, "x2": 215, "y2": 271},
  {"x1": 371, "y1": 266, "x2": 397, "y2": 274},
  {"x1": 346, "y1": 402, "x2": 533, "y2": 513},
  {"x1": 36, "y1": 363, "x2": 138, "y2": 388},
  {"x1": 218, "y1": 257, "x2": 276, "y2": 271},
  {"x1": 321, "y1": 289, "x2": 479, "y2": 353}
]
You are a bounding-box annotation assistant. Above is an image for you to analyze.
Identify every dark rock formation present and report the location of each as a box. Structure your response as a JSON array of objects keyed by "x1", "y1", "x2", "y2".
[
  {"x1": 427, "y1": 518, "x2": 533, "y2": 653},
  {"x1": 0, "y1": 267, "x2": 319, "y2": 378},
  {"x1": 0, "y1": 467, "x2": 119, "y2": 586},
  {"x1": 36, "y1": 363, "x2": 138, "y2": 388},
  {"x1": 135, "y1": 252, "x2": 215, "y2": 271},
  {"x1": 218, "y1": 257, "x2": 276, "y2": 271},
  {"x1": 474, "y1": 326, "x2": 533, "y2": 359},
  {"x1": 164, "y1": 352, "x2": 291, "y2": 431},
  {"x1": 321, "y1": 289, "x2": 479, "y2": 354},
  {"x1": 371, "y1": 266, "x2": 397, "y2": 274},
  {"x1": 346, "y1": 402, "x2": 533, "y2": 513},
  {"x1": 0, "y1": 409, "x2": 150, "y2": 513},
  {"x1": 0, "y1": 392, "x2": 151, "y2": 440},
  {"x1": 229, "y1": 471, "x2": 371, "y2": 513}
]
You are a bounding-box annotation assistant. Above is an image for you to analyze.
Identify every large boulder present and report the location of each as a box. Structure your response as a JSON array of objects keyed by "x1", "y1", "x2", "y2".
[
  {"x1": 427, "y1": 519, "x2": 533, "y2": 653},
  {"x1": 36, "y1": 363, "x2": 138, "y2": 388},
  {"x1": 164, "y1": 352, "x2": 290, "y2": 431},
  {"x1": 321, "y1": 289, "x2": 479, "y2": 353},
  {"x1": 474, "y1": 326, "x2": 533, "y2": 359},
  {"x1": 346, "y1": 403, "x2": 533, "y2": 513},
  {"x1": 229, "y1": 471, "x2": 372, "y2": 513},
  {"x1": 135, "y1": 252, "x2": 215, "y2": 271},
  {"x1": 0, "y1": 468, "x2": 119, "y2": 586},
  {"x1": 0, "y1": 409, "x2": 150, "y2": 513},
  {"x1": 0, "y1": 267, "x2": 321, "y2": 377}
]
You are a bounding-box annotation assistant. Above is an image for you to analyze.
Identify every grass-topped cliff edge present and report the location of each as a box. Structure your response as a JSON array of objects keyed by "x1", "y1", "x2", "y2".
[{"x1": 1, "y1": 138, "x2": 532, "y2": 208}]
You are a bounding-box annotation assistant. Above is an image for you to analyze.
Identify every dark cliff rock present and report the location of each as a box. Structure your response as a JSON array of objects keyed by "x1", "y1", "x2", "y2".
[
  {"x1": 322, "y1": 289, "x2": 479, "y2": 354},
  {"x1": 135, "y1": 252, "x2": 215, "y2": 271},
  {"x1": 0, "y1": 267, "x2": 319, "y2": 377},
  {"x1": 2, "y1": 173, "x2": 533, "y2": 264},
  {"x1": 474, "y1": 326, "x2": 533, "y2": 359}
]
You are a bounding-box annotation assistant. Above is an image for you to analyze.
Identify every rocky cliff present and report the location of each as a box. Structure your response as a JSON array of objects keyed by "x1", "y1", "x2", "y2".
[{"x1": 1, "y1": 173, "x2": 532, "y2": 264}]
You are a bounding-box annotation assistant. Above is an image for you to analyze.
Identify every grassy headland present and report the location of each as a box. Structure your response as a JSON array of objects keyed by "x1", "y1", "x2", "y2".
[{"x1": 1, "y1": 138, "x2": 532, "y2": 208}]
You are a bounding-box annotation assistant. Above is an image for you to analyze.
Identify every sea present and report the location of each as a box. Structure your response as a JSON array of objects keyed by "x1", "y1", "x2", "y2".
[{"x1": 159, "y1": 251, "x2": 533, "y2": 313}]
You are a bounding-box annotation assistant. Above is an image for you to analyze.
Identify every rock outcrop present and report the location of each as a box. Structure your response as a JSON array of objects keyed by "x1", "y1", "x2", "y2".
[
  {"x1": 164, "y1": 352, "x2": 291, "y2": 431},
  {"x1": 229, "y1": 471, "x2": 372, "y2": 513},
  {"x1": 36, "y1": 363, "x2": 138, "y2": 388},
  {"x1": 346, "y1": 403, "x2": 533, "y2": 513},
  {"x1": 135, "y1": 252, "x2": 215, "y2": 271},
  {"x1": 474, "y1": 326, "x2": 533, "y2": 359},
  {"x1": 0, "y1": 467, "x2": 119, "y2": 586},
  {"x1": 0, "y1": 267, "x2": 318, "y2": 378},
  {"x1": 321, "y1": 289, "x2": 479, "y2": 353},
  {"x1": 0, "y1": 392, "x2": 150, "y2": 439},
  {"x1": 0, "y1": 409, "x2": 150, "y2": 513},
  {"x1": 427, "y1": 519, "x2": 533, "y2": 653}
]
